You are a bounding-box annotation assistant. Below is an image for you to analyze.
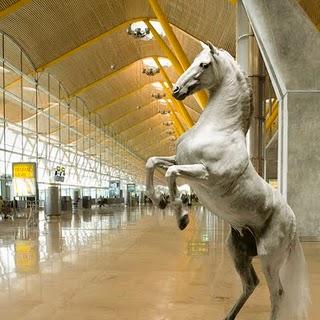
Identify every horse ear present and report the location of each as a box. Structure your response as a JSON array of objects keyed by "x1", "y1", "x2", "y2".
[{"x1": 206, "y1": 41, "x2": 219, "y2": 55}]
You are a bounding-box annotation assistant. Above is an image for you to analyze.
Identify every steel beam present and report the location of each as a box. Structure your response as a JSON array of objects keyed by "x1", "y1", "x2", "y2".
[
  {"x1": 145, "y1": 20, "x2": 183, "y2": 74},
  {"x1": 147, "y1": 0, "x2": 207, "y2": 109},
  {"x1": 155, "y1": 61, "x2": 192, "y2": 128},
  {"x1": 265, "y1": 100, "x2": 278, "y2": 130},
  {"x1": 153, "y1": 56, "x2": 192, "y2": 129},
  {"x1": 148, "y1": 0, "x2": 189, "y2": 70}
]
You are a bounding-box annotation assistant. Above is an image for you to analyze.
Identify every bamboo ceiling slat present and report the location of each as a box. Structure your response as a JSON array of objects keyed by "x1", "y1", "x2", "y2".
[
  {"x1": 0, "y1": 0, "x2": 236, "y2": 68},
  {"x1": 98, "y1": 83, "x2": 155, "y2": 119},
  {"x1": 299, "y1": 0, "x2": 320, "y2": 28},
  {"x1": 119, "y1": 112, "x2": 162, "y2": 139},
  {"x1": 49, "y1": 31, "x2": 162, "y2": 96},
  {"x1": 80, "y1": 62, "x2": 176, "y2": 110},
  {"x1": 0, "y1": 0, "x2": 129, "y2": 67},
  {"x1": 0, "y1": 0, "x2": 237, "y2": 160},
  {"x1": 164, "y1": 0, "x2": 235, "y2": 54},
  {"x1": 115, "y1": 104, "x2": 160, "y2": 130},
  {"x1": 0, "y1": 0, "x2": 21, "y2": 11},
  {"x1": 130, "y1": 126, "x2": 168, "y2": 148}
]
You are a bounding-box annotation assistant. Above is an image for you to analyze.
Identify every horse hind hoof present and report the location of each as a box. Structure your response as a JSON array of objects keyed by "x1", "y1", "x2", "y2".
[
  {"x1": 158, "y1": 198, "x2": 168, "y2": 209},
  {"x1": 178, "y1": 215, "x2": 189, "y2": 230}
]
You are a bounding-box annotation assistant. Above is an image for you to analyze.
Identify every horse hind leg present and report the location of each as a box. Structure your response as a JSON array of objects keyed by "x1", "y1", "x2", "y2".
[
  {"x1": 260, "y1": 254, "x2": 285, "y2": 320},
  {"x1": 224, "y1": 228, "x2": 259, "y2": 320}
]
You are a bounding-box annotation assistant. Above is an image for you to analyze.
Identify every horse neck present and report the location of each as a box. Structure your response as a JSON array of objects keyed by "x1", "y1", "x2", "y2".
[{"x1": 201, "y1": 71, "x2": 252, "y2": 134}]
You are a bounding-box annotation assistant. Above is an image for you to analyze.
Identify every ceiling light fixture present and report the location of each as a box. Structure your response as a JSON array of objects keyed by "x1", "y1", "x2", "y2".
[
  {"x1": 127, "y1": 22, "x2": 151, "y2": 40},
  {"x1": 158, "y1": 110, "x2": 170, "y2": 115},
  {"x1": 152, "y1": 92, "x2": 166, "y2": 99},
  {"x1": 127, "y1": 21, "x2": 165, "y2": 41},
  {"x1": 163, "y1": 121, "x2": 173, "y2": 127},
  {"x1": 142, "y1": 66, "x2": 160, "y2": 76}
]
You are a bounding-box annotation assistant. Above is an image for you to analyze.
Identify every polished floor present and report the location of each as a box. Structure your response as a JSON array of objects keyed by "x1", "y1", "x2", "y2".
[{"x1": 0, "y1": 205, "x2": 319, "y2": 320}]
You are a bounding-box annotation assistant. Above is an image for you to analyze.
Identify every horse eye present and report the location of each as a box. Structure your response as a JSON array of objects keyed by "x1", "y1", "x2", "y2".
[{"x1": 200, "y1": 62, "x2": 209, "y2": 69}]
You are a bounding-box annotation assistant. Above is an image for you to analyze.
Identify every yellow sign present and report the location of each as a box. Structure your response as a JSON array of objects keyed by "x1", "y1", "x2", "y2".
[
  {"x1": 15, "y1": 240, "x2": 39, "y2": 273},
  {"x1": 12, "y1": 162, "x2": 37, "y2": 196},
  {"x1": 188, "y1": 241, "x2": 209, "y2": 256},
  {"x1": 13, "y1": 162, "x2": 35, "y2": 178}
]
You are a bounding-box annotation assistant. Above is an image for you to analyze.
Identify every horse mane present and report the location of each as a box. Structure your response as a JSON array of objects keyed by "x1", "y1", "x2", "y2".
[
  {"x1": 218, "y1": 49, "x2": 253, "y2": 134},
  {"x1": 240, "y1": 69, "x2": 253, "y2": 134}
]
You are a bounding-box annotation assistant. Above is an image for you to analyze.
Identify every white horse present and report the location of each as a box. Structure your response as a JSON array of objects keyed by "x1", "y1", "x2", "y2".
[{"x1": 146, "y1": 42, "x2": 309, "y2": 320}]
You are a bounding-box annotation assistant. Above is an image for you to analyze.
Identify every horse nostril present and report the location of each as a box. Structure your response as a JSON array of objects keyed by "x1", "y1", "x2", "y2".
[{"x1": 173, "y1": 85, "x2": 180, "y2": 94}]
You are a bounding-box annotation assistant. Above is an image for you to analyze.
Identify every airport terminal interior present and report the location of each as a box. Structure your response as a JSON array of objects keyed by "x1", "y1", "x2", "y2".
[{"x1": 0, "y1": 0, "x2": 319, "y2": 319}]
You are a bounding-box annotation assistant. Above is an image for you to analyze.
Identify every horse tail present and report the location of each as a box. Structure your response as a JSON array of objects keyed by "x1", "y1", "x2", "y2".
[{"x1": 279, "y1": 235, "x2": 310, "y2": 319}]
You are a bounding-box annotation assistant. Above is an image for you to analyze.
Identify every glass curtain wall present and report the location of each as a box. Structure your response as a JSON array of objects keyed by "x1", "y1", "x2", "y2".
[{"x1": 0, "y1": 32, "x2": 163, "y2": 200}]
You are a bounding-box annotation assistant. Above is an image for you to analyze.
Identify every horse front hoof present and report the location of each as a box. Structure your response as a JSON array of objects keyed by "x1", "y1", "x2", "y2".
[
  {"x1": 178, "y1": 214, "x2": 189, "y2": 230},
  {"x1": 158, "y1": 197, "x2": 168, "y2": 210}
]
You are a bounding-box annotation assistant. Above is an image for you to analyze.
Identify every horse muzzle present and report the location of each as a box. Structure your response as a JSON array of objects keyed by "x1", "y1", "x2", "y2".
[
  {"x1": 172, "y1": 85, "x2": 189, "y2": 100},
  {"x1": 172, "y1": 82, "x2": 199, "y2": 100},
  {"x1": 172, "y1": 91, "x2": 188, "y2": 100}
]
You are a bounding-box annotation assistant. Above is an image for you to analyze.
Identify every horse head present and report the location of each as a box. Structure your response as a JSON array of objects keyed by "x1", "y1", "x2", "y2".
[{"x1": 172, "y1": 41, "x2": 222, "y2": 100}]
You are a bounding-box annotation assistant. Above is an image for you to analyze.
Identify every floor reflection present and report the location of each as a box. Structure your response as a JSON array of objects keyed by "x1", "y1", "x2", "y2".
[
  {"x1": 0, "y1": 206, "x2": 156, "y2": 279},
  {"x1": 0, "y1": 205, "x2": 225, "y2": 283},
  {"x1": 0, "y1": 204, "x2": 317, "y2": 320}
]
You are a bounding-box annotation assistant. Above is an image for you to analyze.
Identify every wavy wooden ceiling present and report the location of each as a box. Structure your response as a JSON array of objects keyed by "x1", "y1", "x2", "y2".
[{"x1": 0, "y1": 0, "x2": 318, "y2": 160}]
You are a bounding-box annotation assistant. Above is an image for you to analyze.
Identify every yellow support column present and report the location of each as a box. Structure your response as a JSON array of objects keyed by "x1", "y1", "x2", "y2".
[
  {"x1": 163, "y1": 85, "x2": 193, "y2": 129},
  {"x1": 154, "y1": 57, "x2": 193, "y2": 128},
  {"x1": 147, "y1": 0, "x2": 207, "y2": 109},
  {"x1": 166, "y1": 100, "x2": 184, "y2": 136},
  {"x1": 145, "y1": 20, "x2": 183, "y2": 74},
  {"x1": 265, "y1": 100, "x2": 279, "y2": 131}
]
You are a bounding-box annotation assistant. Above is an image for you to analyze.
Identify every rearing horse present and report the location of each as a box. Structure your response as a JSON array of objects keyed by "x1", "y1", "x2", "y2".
[{"x1": 146, "y1": 42, "x2": 309, "y2": 320}]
